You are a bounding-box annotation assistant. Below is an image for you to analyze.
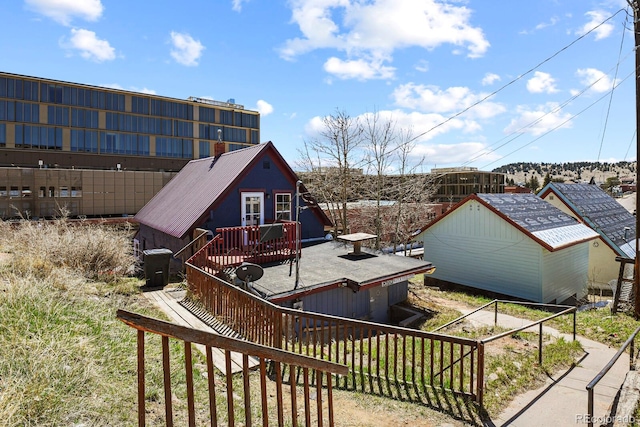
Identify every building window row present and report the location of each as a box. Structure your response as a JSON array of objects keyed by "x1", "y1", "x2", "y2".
[
  {"x1": 0, "y1": 78, "x2": 39, "y2": 101},
  {"x1": 234, "y1": 111, "x2": 259, "y2": 129},
  {"x1": 32, "y1": 186, "x2": 82, "y2": 198},
  {"x1": 131, "y1": 96, "x2": 149, "y2": 115},
  {"x1": 199, "y1": 141, "x2": 210, "y2": 158},
  {"x1": 48, "y1": 106, "x2": 70, "y2": 126},
  {"x1": 105, "y1": 112, "x2": 193, "y2": 138},
  {"x1": 71, "y1": 108, "x2": 99, "y2": 129},
  {"x1": 71, "y1": 129, "x2": 99, "y2": 153},
  {"x1": 101, "y1": 132, "x2": 150, "y2": 156},
  {"x1": 0, "y1": 123, "x2": 5, "y2": 146},
  {"x1": 156, "y1": 137, "x2": 193, "y2": 159},
  {"x1": 1, "y1": 100, "x2": 41, "y2": 123},
  {"x1": 14, "y1": 102, "x2": 40, "y2": 123},
  {"x1": 14, "y1": 125, "x2": 62, "y2": 150},
  {"x1": 0, "y1": 186, "x2": 33, "y2": 198},
  {"x1": 197, "y1": 106, "x2": 258, "y2": 129},
  {"x1": 199, "y1": 124, "x2": 247, "y2": 143},
  {"x1": 199, "y1": 106, "x2": 216, "y2": 123},
  {"x1": 150, "y1": 99, "x2": 193, "y2": 120},
  {"x1": 39, "y1": 83, "x2": 125, "y2": 111}
]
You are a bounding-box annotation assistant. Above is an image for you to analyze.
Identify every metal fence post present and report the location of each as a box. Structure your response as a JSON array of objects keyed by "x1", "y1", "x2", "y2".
[
  {"x1": 538, "y1": 323, "x2": 543, "y2": 366},
  {"x1": 587, "y1": 387, "x2": 594, "y2": 427},
  {"x1": 477, "y1": 341, "x2": 485, "y2": 411}
]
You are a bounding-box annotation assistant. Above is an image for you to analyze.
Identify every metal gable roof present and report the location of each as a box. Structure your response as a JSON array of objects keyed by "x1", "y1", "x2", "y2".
[
  {"x1": 477, "y1": 193, "x2": 577, "y2": 233},
  {"x1": 471, "y1": 193, "x2": 598, "y2": 250},
  {"x1": 541, "y1": 182, "x2": 636, "y2": 254},
  {"x1": 135, "y1": 143, "x2": 269, "y2": 239}
]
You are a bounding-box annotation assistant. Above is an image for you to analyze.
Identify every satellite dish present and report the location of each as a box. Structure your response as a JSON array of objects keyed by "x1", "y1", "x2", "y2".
[{"x1": 235, "y1": 262, "x2": 264, "y2": 282}]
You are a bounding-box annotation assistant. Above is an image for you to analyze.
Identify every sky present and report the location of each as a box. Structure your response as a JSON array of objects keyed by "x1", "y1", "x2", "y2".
[{"x1": 0, "y1": 0, "x2": 638, "y2": 173}]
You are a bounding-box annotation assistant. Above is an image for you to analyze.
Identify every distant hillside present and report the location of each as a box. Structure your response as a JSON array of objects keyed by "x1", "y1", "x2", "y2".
[{"x1": 492, "y1": 161, "x2": 637, "y2": 186}]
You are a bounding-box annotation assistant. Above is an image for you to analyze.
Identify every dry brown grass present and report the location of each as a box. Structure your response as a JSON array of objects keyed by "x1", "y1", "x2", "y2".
[{"x1": 0, "y1": 217, "x2": 137, "y2": 282}]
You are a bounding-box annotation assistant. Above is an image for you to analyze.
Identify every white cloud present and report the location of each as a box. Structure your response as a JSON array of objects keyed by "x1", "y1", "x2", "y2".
[
  {"x1": 481, "y1": 73, "x2": 500, "y2": 86},
  {"x1": 414, "y1": 60, "x2": 429, "y2": 73},
  {"x1": 99, "y1": 83, "x2": 157, "y2": 94},
  {"x1": 412, "y1": 141, "x2": 501, "y2": 165},
  {"x1": 232, "y1": 0, "x2": 249, "y2": 12},
  {"x1": 25, "y1": 0, "x2": 103, "y2": 25},
  {"x1": 503, "y1": 103, "x2": 573, "y2": 136},
  {"x1": 62, "y1": 28, "x2": 115, "y2": 62},
  {"x1": 305, "y1": 109, "x2": 467, "y2": 145},
  {"x1": 280, "y1": 0, "x2": 489, "y2": 81},
  {"x1": 256, "y1": 100, "x2": 274, "y2": 116},
  {"x1": 535, "y1": 16, "x2": 559, "y2": 31},
  {"x1": 170, "y1": 31, "x2": 205, "y2": 66},
  {"x1": 323, "y1": 57, "x2": 395, "y2": 80},
  {"x1": 575, "y1": 68, "x2": 616, "y2": 93},
  {"x1": 392, "y1": 83, "x2": 505, "y2": 120},
  {"x1": 526, "y1": 71, "x2": 559, "y2": 94},
  {"x1": 576, "y1": 10, "x2": 614, "y2": 40}
]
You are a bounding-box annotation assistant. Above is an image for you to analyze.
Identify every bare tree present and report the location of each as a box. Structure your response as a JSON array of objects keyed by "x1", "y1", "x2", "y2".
[
  {"x1": 298, "y1": 109, "x2": 364, "y2": 235},
  {"x1": 389, "y1": 128, "x2": 438, "y2": 253},
  {"x1": 299, "y1": 109, "x2": 439, "y2": 251},
  {"x1": 362, "y1": 110, "x2": 396, "y2": 249}
]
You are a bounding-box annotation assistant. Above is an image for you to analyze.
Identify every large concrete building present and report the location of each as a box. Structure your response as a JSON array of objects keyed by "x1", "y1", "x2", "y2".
[
  {"x1": 0, "y1": 71, "x2": 260, "y2": 219},
  {"x1": 431, "y1": 166, "x2": 506, "y2": 204}
]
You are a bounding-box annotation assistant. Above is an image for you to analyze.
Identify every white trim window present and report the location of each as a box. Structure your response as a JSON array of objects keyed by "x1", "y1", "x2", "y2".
[{"x1": 275, "y1": 193, "x2": 292, "y2": 221}]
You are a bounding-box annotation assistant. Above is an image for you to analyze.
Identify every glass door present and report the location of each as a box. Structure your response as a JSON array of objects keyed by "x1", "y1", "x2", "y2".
[{"x1": 241, "y1": 192, "x2": 264, "y2": 226}]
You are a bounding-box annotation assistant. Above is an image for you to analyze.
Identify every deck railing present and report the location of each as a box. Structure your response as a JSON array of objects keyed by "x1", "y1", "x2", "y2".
[
  {"x1": 189, "y1": 222, "x2": 298, "y2": 272},
  {"x1": 117, "y1": 309, "x2": 348, "y2": 427},
  {"x1": 186, "y1": 261, "x2": 480, "y2": 402}
]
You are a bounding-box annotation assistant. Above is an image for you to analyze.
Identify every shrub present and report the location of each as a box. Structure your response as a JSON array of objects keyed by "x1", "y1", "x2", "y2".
[{"x1": 0, "y1": 218, "x2": 137, "y2": 282}]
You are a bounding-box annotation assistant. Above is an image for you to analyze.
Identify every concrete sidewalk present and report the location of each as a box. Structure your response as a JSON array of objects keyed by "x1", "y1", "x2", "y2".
[{"x1": 455, "y1": 307, "x2": 630, "y2": 426}]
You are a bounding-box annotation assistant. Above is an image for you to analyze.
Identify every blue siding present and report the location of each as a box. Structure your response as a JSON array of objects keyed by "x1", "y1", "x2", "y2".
[
  {"x1": 299, "y1": 287, "x2": 371, "y2": 319},
  {"x1": 387, "y1": 281, "x2": 408, "y2": 305},
  {"x1": 200, "y1": 153, "x2": 325, "y2": 239}
]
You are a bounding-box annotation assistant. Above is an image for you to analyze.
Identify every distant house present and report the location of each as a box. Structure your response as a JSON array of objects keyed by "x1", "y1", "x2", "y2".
[
  {"x1": 504, "y1": 185, "x2": 533, "y2": 194},
  {"x1": 134, "y1": 141, "x2": 332, "y2": 259},
  {"x1": 538, "y1": 182, "x2": 636, "y2": 289},
  {"x1": 414, "y1": 193, "x2": 599, "y2": 303}
]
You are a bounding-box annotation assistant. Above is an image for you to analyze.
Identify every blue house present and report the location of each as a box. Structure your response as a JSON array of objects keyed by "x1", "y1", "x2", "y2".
[{"x1": 134, "y1": 141, "x2": 332, "y2": 259}]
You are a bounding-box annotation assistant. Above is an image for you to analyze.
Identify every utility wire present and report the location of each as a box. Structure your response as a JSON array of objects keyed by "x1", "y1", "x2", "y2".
[
  {"x1": 481, "y1": 70, "x2": 635, "y2": 169},
  {"x1": 597, "y1": 10, "x2": 630, "y2": 162},
  {"x1": 305, "y1": 8, "x2": 629, "y2": 173},
  {"x1": 624, "y1": 129, "x2": 637, "y2": 161},
  {"x1": 400, "y1": 8, "x2": 628, "y2": 148},
  {"x1": 461, "y1": 50, "x2": 634, "y2": 167}
]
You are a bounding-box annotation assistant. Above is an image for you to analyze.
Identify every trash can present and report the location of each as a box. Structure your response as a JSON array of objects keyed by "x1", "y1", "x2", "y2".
[{"x1": 143, "y1": 248, "x2": 173, "y2": 287}]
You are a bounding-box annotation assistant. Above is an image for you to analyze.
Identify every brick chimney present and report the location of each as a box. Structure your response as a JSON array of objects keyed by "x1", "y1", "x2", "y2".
[{"x1": 214, "y1": 142, "x2": 225, "y2": 157}]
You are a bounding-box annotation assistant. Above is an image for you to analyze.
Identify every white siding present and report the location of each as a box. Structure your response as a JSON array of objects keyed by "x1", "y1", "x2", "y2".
[
  {"x1": 542, "y1": 243, "x2": 589, "y2": 303},
  {"x1": 418, "y1": 200, "x2": 544, "y2": 302}
]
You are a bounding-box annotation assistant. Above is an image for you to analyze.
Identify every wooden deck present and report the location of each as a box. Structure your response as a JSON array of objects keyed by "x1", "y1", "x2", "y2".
[{"x1": 142, "y1": 286, "x2": 258, "y2": 374}]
